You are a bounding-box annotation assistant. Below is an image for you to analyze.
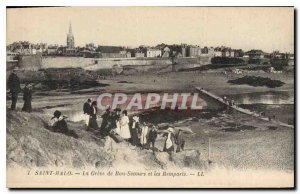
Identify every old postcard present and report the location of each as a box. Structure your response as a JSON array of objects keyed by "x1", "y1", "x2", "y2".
[{"x1": 6, "y1": 6, "x2": 294, "y2": 188}]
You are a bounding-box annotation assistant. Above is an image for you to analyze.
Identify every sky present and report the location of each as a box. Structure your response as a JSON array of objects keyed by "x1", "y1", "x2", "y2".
[{"x1": 6, "y1": 7, "x2": 294, "y2": 53}]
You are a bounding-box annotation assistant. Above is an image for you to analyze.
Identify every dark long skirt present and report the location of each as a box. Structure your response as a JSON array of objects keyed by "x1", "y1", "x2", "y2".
[
  {"x1": 163, "y1": 143, "x2": 175, "y2": 161},
  {"x1": 89, "y1": 118, "x2": 99, "y2": 130},
  {"x1": 130, "y1": 128, "x2": 139, "y2": 146},
  {"x1": 176, "y1": 140, "x2": 185, "y2": 153},
  {"x1": 22, "y1": 100, "x2": 32, "y2": 113},
  {"x1": 11, "y1": 92, "x2": 18, "y2": 110},
  {"x1": 163, "y1": 144, "x2": 174, "y2": 152}
]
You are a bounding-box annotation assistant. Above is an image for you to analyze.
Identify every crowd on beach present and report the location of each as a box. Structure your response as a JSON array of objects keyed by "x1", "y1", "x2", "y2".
[
  {"x1": 82, "y1": 98, "x2": 186, "y2": 156},
  {"x1": 7, "y1": 71, "x2": 185, "y2": 158}
]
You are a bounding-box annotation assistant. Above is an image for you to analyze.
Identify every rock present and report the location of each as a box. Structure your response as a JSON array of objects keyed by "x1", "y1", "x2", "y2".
[
  {"x1": 7, "y1": 135, "x2": 18, "y2": 151},
  {"x1": 7, "y1": 145, "x2": 26, "y2": 164}
]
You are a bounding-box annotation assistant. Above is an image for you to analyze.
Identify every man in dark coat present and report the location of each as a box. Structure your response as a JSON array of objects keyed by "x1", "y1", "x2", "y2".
[
  {"x1": 175, "y1": 129, "x2": 185, "y2": 153},
  {"x1": 22, "y1": 83, "x2": 32, "y2": 113},
  {"x1": 100, "y1": 107, "x2": 110, "y2": 129},
  {"x1": 83, "y1": 99, "x2": 92, "y2": 129},
  {"x1": 7, "y1": 71, "x2": 21, "y2": 110},
  {"x1": 111, "y1": 108, "x2": 121, "y2": 129},
  {"x1": 148, "y1": 125, "x2": 158, "y2": 152},
  {"x1": 100, "y1": 106, "x2": 114, "y2": 136}
]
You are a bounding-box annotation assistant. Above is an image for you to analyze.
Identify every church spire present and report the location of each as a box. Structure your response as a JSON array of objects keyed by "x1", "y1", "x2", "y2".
[
  {"x1": 69, "y1": 22, "x2": 72, "y2": 35},
  {"x1": 67, "y1": 22, "x2": 75, "y2": 48}
]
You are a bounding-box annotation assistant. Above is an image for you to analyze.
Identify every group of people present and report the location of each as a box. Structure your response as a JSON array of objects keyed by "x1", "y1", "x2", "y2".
[
  {"x1": 7, "y1": 71, "x2": 79, "y2": 138},
  {"x1": 82, "y1": 98, "x2": 185, "y2": 154},
  {"x1": 7, "y1": 71, "x2": 33, "y2": 112},
  {"x1": 7, "y1": 71, "x2": 185, "y2": 156},
  {"x1": 223, "y1": 96, "x2": 236, "y2": 107},
  {"x1": 223, "y1": 95, "x2": 276, "y2": 121}
]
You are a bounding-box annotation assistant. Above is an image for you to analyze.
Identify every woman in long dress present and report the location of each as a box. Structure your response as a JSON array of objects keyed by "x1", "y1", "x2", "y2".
[
  {"x1": 140, "y1": 123, "x2": 149, "y2": 149},
  {"x1": 163, "y1": 127, "x2": 175, "y2": 160},
  {"x1": 175, "y1": 129, "x2": 185, "y2": 153},
  {"x1": 119, "y1": 110, "x2": 131, "y2": 140},
  {"x1": 130, "y1": 116, "x2": 140, "y2": 146},
  {"x1": 49, "y1": 110, "x2": 78, "y2": 139},
  {"x1": 113, "y1": 108, "x2": 121, "y2": 134},
  {"x1": 88, "y1": 101, "x2": 99, "y2": 130},
  {"x1": 22, "y1": 83, "x2": 32, "y2": 113}
]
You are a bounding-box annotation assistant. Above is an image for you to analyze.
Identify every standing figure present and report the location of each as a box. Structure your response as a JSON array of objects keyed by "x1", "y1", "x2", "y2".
[
  {"x1": 231, "y1": 99, "x2": 235, "y2": 107},
  {"x1": 223, "y1": 96, "x2": 228, "y2": 104},
  {"x1": 7, "y1": 70, "x2": 21, "y2": 110},
  {"x1": 175, "y1": 129, "x2": 185, "y2": 153},
  {"x1": 148, "y1": 125, "x2": 158, "y2": 151},
  {"x1": 119, "y1": 110, "x2": 131, "y2": 140},
  {"x1": 140, "y1": 123, "x2": 149, "y2": 149},
  {"x1": 112, "y1": 108, "x2": 121, "y2": 134},
  {"x1": 83, "y1": 98, "x2": 92, "y2": 129},
  {"x1": 22, "y1": 83, "x2": 32, "y2": 113},
  {"x1": 130, "y1": 116, "x2": 140, "y2": 146},
  {"x1": 88, "y1": 101, "x2": 99, "y2": 130},
  {"x1": 163, "y1": 127, "x2": 175, "y2": 160},
  {"x1": 100, "y1": 106, "x2": 112, "y2": 135}
]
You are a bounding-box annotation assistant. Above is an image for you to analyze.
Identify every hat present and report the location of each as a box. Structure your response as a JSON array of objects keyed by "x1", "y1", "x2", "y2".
[
  {"x1": 53, "y1": 110, "x2": 62, "y2": 118},
  {"x1": 114, "y1": 108, "x2": 121, "y2": 112},
  {"x1": 167, "y1": 127, "x2": 174, "y2": 133},
  {"x1": 26, "y1": 83, "x2": 32, "y2": 88},
  {"x1": 133, "y1": 116, "x2": 139, "y2": 122}
]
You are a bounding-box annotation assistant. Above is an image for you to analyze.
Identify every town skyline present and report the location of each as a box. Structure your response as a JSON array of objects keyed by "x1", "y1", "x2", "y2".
[{"x1": 7, "y1": 7, "x2": 294, "y2": 53}]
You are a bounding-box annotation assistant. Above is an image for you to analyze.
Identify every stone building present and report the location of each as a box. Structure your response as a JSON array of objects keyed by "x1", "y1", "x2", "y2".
[
  {"x1": 187, "y1": 45, "x2": 201, "y2": 57},
  {"x1": 181, "y1": 47, "x2": 187, "y2": 57},
  {"x1": 146, "y1": 48, "x2": 161, "y2": 58},
  {"x1": 201, "y1": 46, "x2": 214, "y2": 57}
]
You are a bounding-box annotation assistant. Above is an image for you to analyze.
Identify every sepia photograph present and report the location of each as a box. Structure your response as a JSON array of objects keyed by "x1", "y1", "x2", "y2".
[{"x1": 5, "y1": 6, "x2": 295, "y2": 188}]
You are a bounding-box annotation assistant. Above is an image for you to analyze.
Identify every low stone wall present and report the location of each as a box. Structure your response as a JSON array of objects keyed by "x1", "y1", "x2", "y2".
[
  {"x1": 86, "y1": 57, "x2": 173, "y2": 70},
  {"x1": 41, "y1": 56, "x2": 210, "y2": 71},
  {"x1": 8, "y1": 55, "x2": 212, "y2": 72},
  {"x1": 18, "y1": 53, "x2": 42, "y2": 70},
  {"x1": 122, "y1": 63, "x2": 172, "y2": 75},
  {"x1": 42, "y1": 56, "x2": 94, "y2": 69},
  {"x1": 42, "y1": 56, "x2": 173, "y2": 70},
  {"x1": 198, "y1": 56, "x2": 212, "y2": 65}
]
